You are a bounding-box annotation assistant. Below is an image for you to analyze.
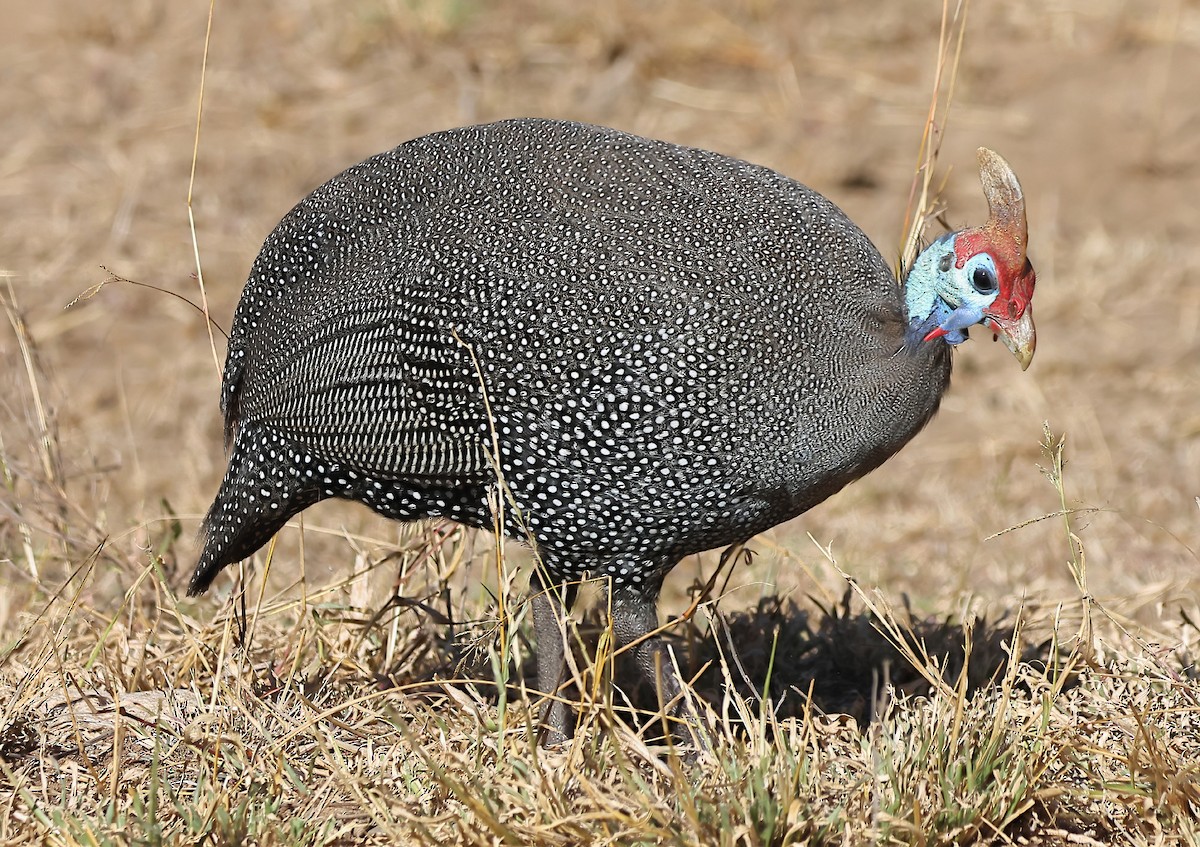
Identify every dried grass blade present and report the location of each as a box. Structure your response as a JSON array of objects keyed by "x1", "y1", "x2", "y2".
[{"x1": 898, "y1": 0, "x2": 971, "y2": 276}]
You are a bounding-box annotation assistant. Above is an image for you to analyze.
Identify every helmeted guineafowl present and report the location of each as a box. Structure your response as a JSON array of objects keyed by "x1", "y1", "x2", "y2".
[{"x1": 190, "y1": 118, "x2": 1037, "y2": 743}]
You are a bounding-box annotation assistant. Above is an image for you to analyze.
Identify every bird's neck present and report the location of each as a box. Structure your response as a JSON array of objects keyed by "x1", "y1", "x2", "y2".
[{"x1": 902, "y1": 254, "x2": 945, "y2": 348}]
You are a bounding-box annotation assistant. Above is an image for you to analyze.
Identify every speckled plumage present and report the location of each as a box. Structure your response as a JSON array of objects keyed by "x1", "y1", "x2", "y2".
[
  {"x1": 191, "y1": 118, "x2": 985, "y2": 743},
  {"x1": 194, "y1": 118, "x2": 950, "y2": 596}
]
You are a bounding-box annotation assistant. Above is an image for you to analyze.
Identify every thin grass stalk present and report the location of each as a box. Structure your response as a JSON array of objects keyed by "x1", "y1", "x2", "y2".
[
  {"x1": 899, "y1": 0, "x2": 971, "y2": 275},
  {"x1": 188, "y1": 0, "x2": 222, "y2": 379}
]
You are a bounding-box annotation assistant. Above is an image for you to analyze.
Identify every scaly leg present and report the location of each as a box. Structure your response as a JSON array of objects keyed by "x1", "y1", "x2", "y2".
[
  {"x1": 610, "y1": 582, "x2": 710, "y2": 749},
  {"x1": 531, "y1": 574, "x2": 578, "y2": 745}
]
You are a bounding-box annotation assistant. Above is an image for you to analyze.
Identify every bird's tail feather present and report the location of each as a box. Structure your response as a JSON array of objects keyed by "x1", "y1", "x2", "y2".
[{"x1": 189, "y1": 422, "x2": 320, "y2": 596}]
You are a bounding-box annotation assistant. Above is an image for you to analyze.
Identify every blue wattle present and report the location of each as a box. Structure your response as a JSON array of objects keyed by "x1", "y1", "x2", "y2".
[
  {"x1": 906, "y1": 298, "x2": 979, "y2": 347},
  {"x1": 935, "y1": 302, "x2": 985, "y2": 344}
]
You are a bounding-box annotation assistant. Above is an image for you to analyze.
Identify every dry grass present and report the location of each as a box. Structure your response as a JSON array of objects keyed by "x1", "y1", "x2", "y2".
[
  {"x1": 2, "y1": 0, "x2": 1199, "y2": 843},
  {"x1": 1, "y1": 434, "x2": 1197, "y2": 845}
]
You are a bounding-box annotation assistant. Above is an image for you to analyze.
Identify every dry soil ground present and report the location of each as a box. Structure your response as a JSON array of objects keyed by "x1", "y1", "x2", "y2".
[{"x1": 1, "y1": 1, "x2": 1198, "y2": 844}]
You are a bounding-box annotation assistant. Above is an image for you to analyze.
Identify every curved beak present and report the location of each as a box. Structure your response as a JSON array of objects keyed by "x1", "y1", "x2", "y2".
[{"x1": 988, "y1": 307, "x2": 1036, "y2": 370}]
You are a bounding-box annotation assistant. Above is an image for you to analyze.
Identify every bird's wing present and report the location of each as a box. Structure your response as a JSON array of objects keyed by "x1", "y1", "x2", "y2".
[{"x1": 225, "y1": 214, "x2": 494, "y2": 485}]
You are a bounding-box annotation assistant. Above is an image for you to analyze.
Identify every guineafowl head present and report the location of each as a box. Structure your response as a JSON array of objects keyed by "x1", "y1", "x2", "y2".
[{"x1": 904, "y1": 148, "x2": 1037, "y2": 370}]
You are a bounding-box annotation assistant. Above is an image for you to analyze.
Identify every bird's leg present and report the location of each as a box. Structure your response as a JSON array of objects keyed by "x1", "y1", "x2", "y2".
[
  {"x1": 609, "y1": 582, "x2": 710, "y2": 750},
  {"x1": 530, "y1": 573, "x2": 578, "y2": 745}
]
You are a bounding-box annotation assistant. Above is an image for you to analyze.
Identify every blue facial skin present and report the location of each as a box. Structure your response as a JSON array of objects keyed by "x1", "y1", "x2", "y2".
[{"x1": 903, "y1": 231, "x2": 1000, "y2": 349}]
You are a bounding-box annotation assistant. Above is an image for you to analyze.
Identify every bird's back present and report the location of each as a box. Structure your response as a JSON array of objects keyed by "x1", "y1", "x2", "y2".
[{"x1": 197, "y1": 118, "x2": 949, "y2": 592}]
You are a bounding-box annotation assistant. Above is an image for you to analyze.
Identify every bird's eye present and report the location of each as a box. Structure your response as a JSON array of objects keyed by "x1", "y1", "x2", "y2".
[{"x1": 971, "y1": 264, "x2": 998, "y2": 294}]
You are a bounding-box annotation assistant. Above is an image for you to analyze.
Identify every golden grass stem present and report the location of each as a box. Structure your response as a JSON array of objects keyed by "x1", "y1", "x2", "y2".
[
  {"x1": 898, "y1": 0, "x2": 970, "y2": 276},
  {"x1": 1, "y1": 279, "x2": 58, "y2": 493},
  {"x1": 188, "y1": 0, "x2": 222, "y2": 380}
]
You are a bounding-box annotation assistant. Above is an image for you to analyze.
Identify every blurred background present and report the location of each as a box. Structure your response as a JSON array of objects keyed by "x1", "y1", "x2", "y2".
[{"x1": 0, "y1": 0, "x2": 1196, "y2": 628}]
